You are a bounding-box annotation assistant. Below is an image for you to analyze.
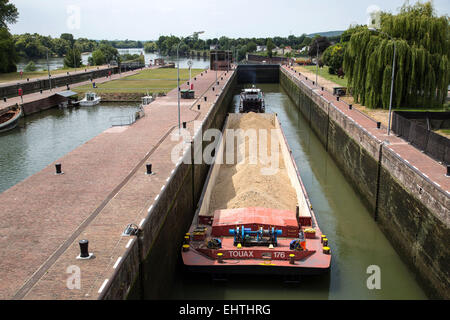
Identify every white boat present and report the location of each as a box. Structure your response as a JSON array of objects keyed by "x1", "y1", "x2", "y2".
[{"x1": 79, "y1": 92, "x2": 101, "y2": 107}]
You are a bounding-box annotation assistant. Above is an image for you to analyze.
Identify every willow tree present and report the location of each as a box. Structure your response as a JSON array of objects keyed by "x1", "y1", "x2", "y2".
[{"x1": 343, "y1": 1, "x2": 449, "y2": 109}]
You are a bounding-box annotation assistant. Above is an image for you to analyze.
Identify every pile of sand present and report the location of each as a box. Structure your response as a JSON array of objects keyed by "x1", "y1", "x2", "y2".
[{"x1": 208, "y1": 112, "x2": 298, "y2": 214}]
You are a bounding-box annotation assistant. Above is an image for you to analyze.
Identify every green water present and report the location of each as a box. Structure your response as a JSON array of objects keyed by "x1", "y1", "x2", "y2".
[
  {"x1": 170, "y1": 83, "x2": 427, "y2": 300},
  {"x1": 0, "y1": 103, "x2": 140, "y2": 194}
]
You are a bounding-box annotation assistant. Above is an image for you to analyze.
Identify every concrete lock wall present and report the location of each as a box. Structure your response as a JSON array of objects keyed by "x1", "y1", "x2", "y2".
[
  {"x1": 279, "y1": 67, "x2": 449, "y2": 299},
  {"x1": 100, "y1": 71, "x2": 237, "y2": 300},
  {"x1": 0, "y1": 67, "x2": 119, "y2": 98}
]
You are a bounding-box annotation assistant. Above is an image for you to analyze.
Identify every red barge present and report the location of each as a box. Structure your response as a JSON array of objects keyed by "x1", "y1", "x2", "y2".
[{"x1": 182, "y1": 113, "x2": 331, "y2": 275}]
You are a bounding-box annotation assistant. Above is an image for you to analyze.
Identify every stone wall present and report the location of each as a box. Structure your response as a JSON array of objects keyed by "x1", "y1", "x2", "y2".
[
  {"x1": 0, "y1": 67, "x2": 119, "y2": 98},
  {"x1": 100, "y1": 71, "x2": 237, "y2": 300},
  {"x1": 280, "y1": 67, "x2": 449, "y2": 299}
]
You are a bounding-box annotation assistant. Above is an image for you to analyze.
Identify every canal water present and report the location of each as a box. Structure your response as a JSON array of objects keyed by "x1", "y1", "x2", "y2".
[
  {"x1": 170, "y1": 83, "x2": 427, "y2": 300},
  {"x1": 0, "y1": 103, "x2": 140, "y2": 194}
]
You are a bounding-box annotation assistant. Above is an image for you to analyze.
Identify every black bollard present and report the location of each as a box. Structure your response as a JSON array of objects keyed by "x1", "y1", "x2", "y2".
[
  {"x1": 212, "y1": 87, "x2": 215, "y2": 91},
  {"x1": 197, "y1": 104, "x2": 201, "y2": 110},
  {"x1": 67, "y1": 72, "x2": 69, "y2": 75},
  {"x1": 377, "y1": 122, "x2": 381, "y2": 129},
  {"x1": 446, "y1": 166, "x2": 450, "y2": 177},
  {"x1": 337, "y1": 96, "x2": 340, "y2": 101},
  {"x1": 187, "y1": 81, "x2": 190, "y2": 85},
  {"x1": 66, "y1": 84, "x2": 70, "y2": 90},
  {"x1": 217, "y1": 81, "x2": 219, "y2": 85},
  {"x1": 182, "y1": 122, "x2": 187, "y2": 129},
  {"x1": 204, "y1": 96, "x2": 207, "y2": 102},
  {"x1": 40, "y1": 89, "x2": 42, "y2": 94},
  {"x1": 27, "y1": 78, "x2": 29, "y2": 82},
  {"x1": 79, "y1": 240, "x2": 90, "y2": 258},
  {"x1": 305, "y1": 77, "x2": 308, "y2": 80},
  {"x1": 322, "y1": 87, "x2": 324, "y2": 91},
  {"x1": 194, "y1": 77, "x2": 196, "y2": 81},
  {"x1": 146, "y1": 164, "x2": 153, "y2": 175},
  {"x1": 349, "y1": 104, "x2": 353, "y2": 110},
  {"x1": 312, "y1": 81, "x2": 315, "y2": 85},
  {"x1": 55, "y1": 163, "x2": 62, "y2": 174},
  {"x1": 3, "y1": 97, "x2": 6, "y2": 102}
]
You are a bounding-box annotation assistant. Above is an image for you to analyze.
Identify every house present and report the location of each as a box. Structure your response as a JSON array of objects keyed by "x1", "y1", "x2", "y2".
[{"x1": 256, "y1": 45, "x2": 267, "y2": 52}]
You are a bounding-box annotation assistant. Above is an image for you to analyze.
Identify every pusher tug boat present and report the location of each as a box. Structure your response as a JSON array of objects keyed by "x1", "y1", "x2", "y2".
[
  {"x1": 181, "y1": 113, "x2": 331, "y2": 276},
  {"x1": 239, "y1": 85, "x2": 265, "y2": 113}
]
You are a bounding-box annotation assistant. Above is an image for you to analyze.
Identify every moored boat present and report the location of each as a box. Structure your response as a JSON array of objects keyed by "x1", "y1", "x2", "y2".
[
  {"x1": 79, "y1": 92, "x2": 101, "y2": 107},
  {"x1": 0, "y1": 106, "x2": 22, "y2": 133},
  {"x1": 182, "y1": 113, "x2": 331, "y2": 276}
]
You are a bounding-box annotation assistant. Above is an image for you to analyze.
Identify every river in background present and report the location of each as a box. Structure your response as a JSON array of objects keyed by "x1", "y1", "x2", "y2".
[
  {"x1": 0, "y1": 103, "x2": 140, "y2": 194},
  {"x1": 17, "y1": 48, "x2": 210, "y2": 72},
  {"x1": 170, "y1": 83, "x2": 427, "y2": 300}
]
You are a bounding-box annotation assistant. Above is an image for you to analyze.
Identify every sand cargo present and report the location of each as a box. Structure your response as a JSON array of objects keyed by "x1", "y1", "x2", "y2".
[{"x1": 182, "y1": 112, "x2": 331, "y2": 275}]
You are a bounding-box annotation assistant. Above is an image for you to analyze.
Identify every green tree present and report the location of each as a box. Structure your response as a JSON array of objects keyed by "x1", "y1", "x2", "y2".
[
  {"x1": 323, "y1": 43, "x2": 345, "y2": 74},
  {"x1": 90, "y1": 49, "x2": 106, "y2": 65},
  {"x1": 0, "y1": 27, "x2": 17, "y2": 72},
  {"x1": 266, "y1": 39, "x2": 275, "y2": 58},
  {"x1": 247, "y1": 41, "x2": 257, "y2": 53},
  {"x1": 64, "y1": 47, "x2": 82, "y2": 68},
  {"x1": 60, "y1": 33, "x2": 75, "y2": 47},
  {"x1": 0, "y1": 0, "x2": 18, "y2": 29},
  {"x1": 343, "y1": 1, "x2": 449, "y2": 109},
  {"x1": 24, "y1": 61, "x2": 36, "y2": 72},
  {"x1": 144, "y1": 42, "x2": 157, "y2": 53},
  {"x1": 308, "y1": 36, "x2": 331, "y2": 57},
  {"x1": 0, "y1": 0, "x2": 18, "y2": 72}
]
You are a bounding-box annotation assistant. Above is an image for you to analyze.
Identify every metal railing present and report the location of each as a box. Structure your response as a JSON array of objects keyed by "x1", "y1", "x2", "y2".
[{"x1": 110, "y1": 114, "x2": 136, "y2": 127}]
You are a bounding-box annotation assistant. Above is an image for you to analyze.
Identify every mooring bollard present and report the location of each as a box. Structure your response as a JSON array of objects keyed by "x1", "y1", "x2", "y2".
[
  {"x1": 66, "y1": 84, "x2": 69, "y2": 90},
  {"x1": 182, "y1": 122, "x2": 187, "y2": 129},
  {"x1": 187, "y1": 81, "x2": 190, "y2": 85},
  {"x1": 55, "y1": 163, "x2": 63, "y2": 175},
  {"x1": 322, "y1": 87, "x2": 324, "y2": 91},
  {"x1": 3, "y1": 97, "x2": 6, "y2": 102},
  {"x1": 212, "y1": 87, "x2": 215, "y2": 91},
  {"x1": 204, "y1": 96, "x2": 207, "y2": 102},
  {"x1": 446, "y1": 165, "x2": 450, "y2": 177},
  {"x1": 40, "y1": 89, "x2": 42, "y2": 94},
  {"x1": 27, "y1": 78, "x2": 29, "y2": 82},
  {"x1": 217, "y1": 81, "x2": 219, "y2": 85},
  {"x1": 337, "y1": 96, "x2": 340, "y2": 101},
  {"x1": 79, "y1": 240, "x2": 90, "y2": 258},
  {"x1": 349, "y1": 104, "x2": 353, "y2": 110},
  {"x1": 313, "y1": 81, "x2": 315, "y2": 85},
  {"x1": 289, "y1": 254, "x2": 295, "y2": 265},
  {"x1": 146, "y1": 164, "x2": 153, "y2": 175},
  {"x1": 377, "y1": 122, "x2": 381, "y2": 129},
  {"x1": 198, "y1": 104, "x2": 201, "y2": 110}
]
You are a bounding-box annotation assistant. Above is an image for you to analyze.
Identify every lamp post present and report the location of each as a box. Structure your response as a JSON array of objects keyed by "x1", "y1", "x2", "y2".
[
  {"x1": 46, "y1": 48, "x2": 52, "y2": 91},
  {"x1": 177, "y1": 31, "x2": 205, "y2": 133},
  {"x1": 306, "y1": 35, "x2": 320, "y2": 87},
  {"x1": 369, "y1": 28, "x2": 396, "y2": 136}
]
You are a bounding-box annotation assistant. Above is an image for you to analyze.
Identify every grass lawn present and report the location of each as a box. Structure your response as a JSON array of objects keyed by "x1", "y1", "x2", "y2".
[
  {"x1": 301, "y1": 65, "x2": 348, "y2": 87},
  {"x1": 74, "y1": 68, "x2": 204, "y2": 94},
  {"x1": 0, "y1": 66, "x2": 104, "y2": 83}
]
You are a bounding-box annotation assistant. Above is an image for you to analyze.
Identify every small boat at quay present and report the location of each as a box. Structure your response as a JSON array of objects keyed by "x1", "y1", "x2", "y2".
[
  {"x1": 0, "y1": 106, "x2": 22, "y2": 133},
  {"x1": 79, "y1": 92, "x2": 101, "y2": 107}
]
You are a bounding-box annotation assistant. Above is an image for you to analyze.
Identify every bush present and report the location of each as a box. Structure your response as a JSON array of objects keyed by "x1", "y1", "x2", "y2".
[{"x1": 24, "y1": 61, "x2": 37, "y2": 72}]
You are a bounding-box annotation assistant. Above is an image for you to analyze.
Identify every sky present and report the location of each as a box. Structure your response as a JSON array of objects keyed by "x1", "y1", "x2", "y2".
[{"x1": 8, "y1": 0, "x2": 450, "y2": 40}]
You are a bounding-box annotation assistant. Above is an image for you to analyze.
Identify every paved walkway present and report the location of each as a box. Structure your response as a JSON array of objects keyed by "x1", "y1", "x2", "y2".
[
  {"x1": 0, "y1": 65, "x2": 112, "y2": 88},
  {"x1": 0, "y1": 67, "x2": 149, "y2": 113},
  {"x1": 283, "y1": 65, "x2": 450, "y2": 193},
  {"x1": 0, "y1": 68, "x2": 233, "y2": 299}
]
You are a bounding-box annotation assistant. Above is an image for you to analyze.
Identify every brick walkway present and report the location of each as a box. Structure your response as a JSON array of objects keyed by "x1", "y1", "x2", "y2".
[
  {"x1": 282, "y1": 65, "x2": 450, "y2": 193},
  {"x1": 0, "y1": 68, "x2": 233, "y2": 299}
]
